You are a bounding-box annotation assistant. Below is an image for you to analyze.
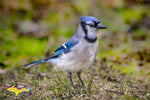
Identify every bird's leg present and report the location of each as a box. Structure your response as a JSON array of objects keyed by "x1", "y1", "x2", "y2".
[
  {"x1": 68, "y1": 72, "x2": 74, "y2": 88},
  {"x1": 77, "y1": 72, "x2": 85, "y2": 87}
]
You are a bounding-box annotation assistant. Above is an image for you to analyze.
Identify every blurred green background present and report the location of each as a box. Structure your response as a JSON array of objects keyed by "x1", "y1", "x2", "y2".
[{"x1": 0, "y1": 0, "x2": 150, "y2": 83}]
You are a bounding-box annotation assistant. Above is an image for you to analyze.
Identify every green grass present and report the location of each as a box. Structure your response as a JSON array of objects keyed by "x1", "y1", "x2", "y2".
[
  {"x1": 1, "y1": 28, "x2": 150, "y2": 100},
  {"x1": 1, "y1": 64, "x2": 150, "y2": 99}
]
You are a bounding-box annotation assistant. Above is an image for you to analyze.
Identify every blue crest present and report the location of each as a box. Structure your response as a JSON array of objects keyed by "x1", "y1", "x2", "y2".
[{"x1": 80, "y1": 16, "x2": 100, "y2": 23}]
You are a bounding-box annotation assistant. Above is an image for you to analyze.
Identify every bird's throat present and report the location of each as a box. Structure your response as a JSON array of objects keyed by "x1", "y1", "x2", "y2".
[{"x1": 84, "y1": 35, "x2": 97, "y2": 43}]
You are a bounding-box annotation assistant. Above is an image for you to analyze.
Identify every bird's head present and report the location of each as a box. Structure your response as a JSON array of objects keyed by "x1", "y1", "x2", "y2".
[{"x1": 80, "y1": 16, "x2": 107, "y2": 40}]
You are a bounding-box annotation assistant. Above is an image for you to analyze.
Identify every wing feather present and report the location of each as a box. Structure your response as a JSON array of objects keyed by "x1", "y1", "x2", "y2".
[{"x1": 43, "y1": 41, "x2": 78, "y2": 61}]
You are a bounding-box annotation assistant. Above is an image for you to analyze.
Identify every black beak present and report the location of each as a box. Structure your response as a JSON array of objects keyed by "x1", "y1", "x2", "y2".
[{"x1": 97, "y1": 23, "x2": 107, "y2": 29}]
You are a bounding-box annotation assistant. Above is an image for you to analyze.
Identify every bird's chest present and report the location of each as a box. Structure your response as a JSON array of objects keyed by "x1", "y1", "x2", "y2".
[
  {"x1": 88, "y1": 50, "x2": 95, "y2": 62},
  {"x1": 79, "y1": 41, "x2": 98, "y2": 71},
  {"x1": 55, "y1": 41, "x2": 98, "y2": 72},
  {"x1": 87, "y1": 43, "x2": 98, "y2": 63}
]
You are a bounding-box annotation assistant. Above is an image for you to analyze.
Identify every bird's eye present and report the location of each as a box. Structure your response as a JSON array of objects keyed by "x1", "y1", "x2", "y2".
[{"x1": 87, "y1": 24, "x2": 94, "y2": 27}]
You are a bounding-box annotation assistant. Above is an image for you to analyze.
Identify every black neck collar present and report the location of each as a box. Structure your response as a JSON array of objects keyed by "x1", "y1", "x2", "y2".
[{"x1": 84, "y1": 35, "x2": 97, "y2": 43}]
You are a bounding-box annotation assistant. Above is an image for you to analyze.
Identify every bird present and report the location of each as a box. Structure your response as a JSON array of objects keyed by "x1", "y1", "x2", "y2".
[{"x1": 22, "y1": 16, "x2": 107, "y2": 88}]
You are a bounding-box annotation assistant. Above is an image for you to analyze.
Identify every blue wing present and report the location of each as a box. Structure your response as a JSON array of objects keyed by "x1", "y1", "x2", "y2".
[
  {"x1": 43, "y1": 41, "x2": 79, "y2": 61},
  {"x1": 55, "y1": 41, "x2": 78, "y2": 54},
  {"x1": 22, "y1": 40, "x2": 79, "y2": 68}
]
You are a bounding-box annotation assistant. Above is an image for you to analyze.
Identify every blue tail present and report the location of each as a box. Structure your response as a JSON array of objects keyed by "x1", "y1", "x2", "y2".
[{"x1": 22, "y1": 59, "x2": 44, "y2": 69}]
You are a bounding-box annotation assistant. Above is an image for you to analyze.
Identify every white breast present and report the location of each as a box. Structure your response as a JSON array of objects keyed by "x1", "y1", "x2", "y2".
[{"x1": 49, "y1": 40, "x2": 99, "y2": 73}]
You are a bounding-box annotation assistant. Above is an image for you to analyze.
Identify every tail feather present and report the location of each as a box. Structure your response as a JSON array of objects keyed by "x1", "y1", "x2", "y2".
[{"x1": 22, "y1": 59, "x2": 44, "y2": 69}]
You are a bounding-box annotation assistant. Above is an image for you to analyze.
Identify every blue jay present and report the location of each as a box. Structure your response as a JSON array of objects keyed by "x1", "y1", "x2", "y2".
[{"x1": 23, "y1": 16, "x2": 107, "y2": 88}]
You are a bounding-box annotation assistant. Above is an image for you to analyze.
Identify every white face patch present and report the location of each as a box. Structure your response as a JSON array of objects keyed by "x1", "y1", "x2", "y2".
[
  {"x1": 85, "y1": 21, "x2": 98, "y2": 39},
  {"x1": 86, "y1": 21, "x2": 97, "y2": 31},
  {"x1": 86, "y1": 21, "x2": 95, "y2": 27}
]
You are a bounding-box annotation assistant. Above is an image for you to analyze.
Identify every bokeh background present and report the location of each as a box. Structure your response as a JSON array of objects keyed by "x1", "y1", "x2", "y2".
[{"x1": 0, "y1": 0, "x2": 150, "y2": 99}]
